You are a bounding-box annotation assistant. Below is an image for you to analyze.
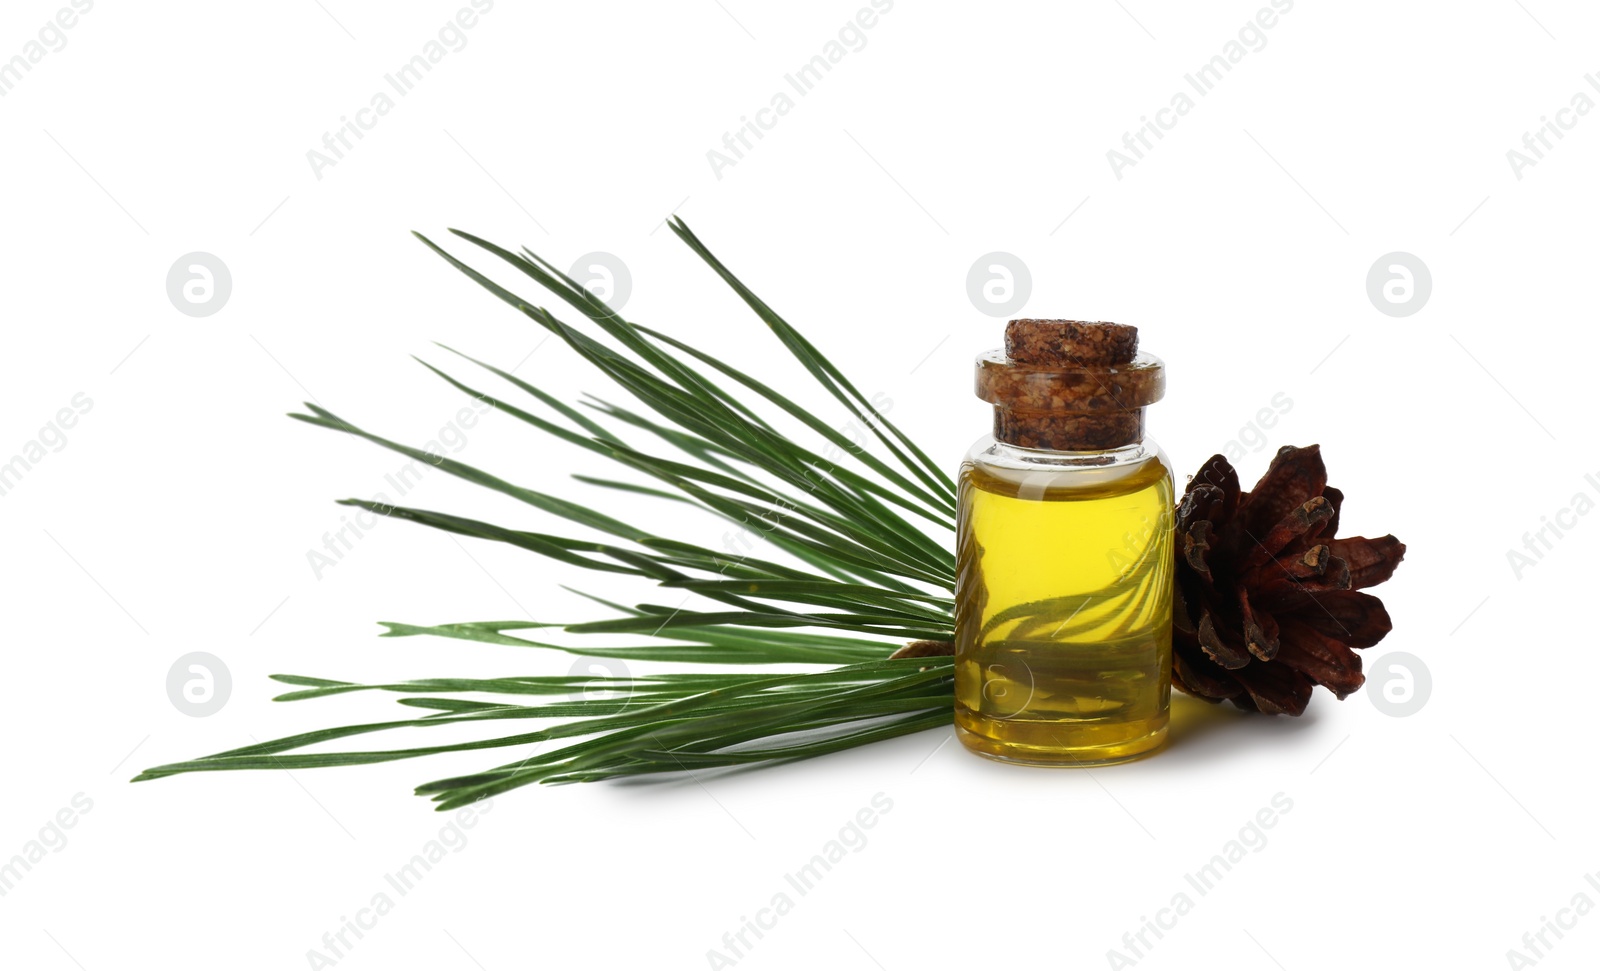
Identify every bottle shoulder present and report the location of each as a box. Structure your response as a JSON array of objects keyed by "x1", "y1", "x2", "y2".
[{"x1": 962, "y1": 434, "x2": 1173, "y2": 499}]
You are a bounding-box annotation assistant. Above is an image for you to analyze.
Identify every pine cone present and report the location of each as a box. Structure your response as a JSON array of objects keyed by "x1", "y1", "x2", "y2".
[{"x1": 1171, "y1": 445, "x2": 1406, "y2": 715}]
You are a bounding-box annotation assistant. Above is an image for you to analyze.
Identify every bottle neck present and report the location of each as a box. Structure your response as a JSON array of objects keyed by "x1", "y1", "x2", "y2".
[
  {"x1": 992, "y1": 405, "x2": 1146, "y2": 451},
  {"x1": 974, "y1": 434, "x2": 1158, "y2": 470}
]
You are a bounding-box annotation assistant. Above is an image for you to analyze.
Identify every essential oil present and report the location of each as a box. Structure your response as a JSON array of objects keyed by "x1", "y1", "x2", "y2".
[{"x1": 954, "y1": 320, "x2": 1175, "y2": 765}]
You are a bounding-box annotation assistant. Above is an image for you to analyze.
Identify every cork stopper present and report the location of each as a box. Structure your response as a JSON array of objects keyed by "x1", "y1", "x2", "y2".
[
  {"x1": 976, "y1": 319, "x2": 1164, "y2": 451},
  {"x1": 1005, "y1": 319, "x2": 1139, "y2": 367}
]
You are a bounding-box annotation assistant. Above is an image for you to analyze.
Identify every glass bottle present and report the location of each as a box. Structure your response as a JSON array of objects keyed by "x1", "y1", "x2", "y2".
[{"x1": 954, "y1": 320, "x2": 1175, "y2": 765}]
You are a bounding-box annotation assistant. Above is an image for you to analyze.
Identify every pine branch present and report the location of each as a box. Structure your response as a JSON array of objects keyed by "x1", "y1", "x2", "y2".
[{"x1": 136, "y1": 220, "x2": 957, "y2": 807}]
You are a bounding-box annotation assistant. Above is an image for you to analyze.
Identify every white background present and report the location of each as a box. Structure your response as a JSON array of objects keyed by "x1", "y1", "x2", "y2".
[{"x1": 2, "y1": 1, "x2": 1596, "y2": 968}]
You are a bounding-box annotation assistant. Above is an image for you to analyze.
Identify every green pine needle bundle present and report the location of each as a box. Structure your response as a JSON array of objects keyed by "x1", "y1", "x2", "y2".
[{"x1": 136, "y1": 219, "x2": 959, "y2": 809}]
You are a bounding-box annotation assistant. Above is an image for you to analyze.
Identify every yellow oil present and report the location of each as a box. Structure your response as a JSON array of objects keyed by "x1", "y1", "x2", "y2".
[{"x1": 954, "y1": 454, "x2": 1174, "y2": 765}]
